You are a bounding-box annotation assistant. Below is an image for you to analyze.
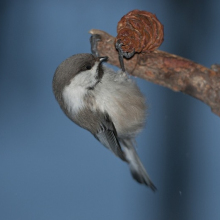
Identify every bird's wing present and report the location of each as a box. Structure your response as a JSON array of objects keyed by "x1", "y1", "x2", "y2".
[{"x1": 94, "y1": 113, "x2": 126, "y2": 162}]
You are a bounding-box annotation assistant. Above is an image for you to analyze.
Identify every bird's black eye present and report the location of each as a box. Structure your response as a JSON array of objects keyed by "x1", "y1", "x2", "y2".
[{"x1": 86, "y1": 65, "x2": 92, "y2": 70}]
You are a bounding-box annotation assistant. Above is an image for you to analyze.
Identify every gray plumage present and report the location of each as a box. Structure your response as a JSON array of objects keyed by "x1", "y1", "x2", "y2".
[{"x1": 53, "y1": 53, "x2": 156, "y2": 191}]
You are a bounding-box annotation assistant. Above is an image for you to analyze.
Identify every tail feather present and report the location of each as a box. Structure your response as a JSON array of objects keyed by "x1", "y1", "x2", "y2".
[
  {"x1": 129, "y1": 154, "x2": 157, "y2": 191},
  {"x1": 121, "y1": 139, "x2": 156, "y2": 191}
]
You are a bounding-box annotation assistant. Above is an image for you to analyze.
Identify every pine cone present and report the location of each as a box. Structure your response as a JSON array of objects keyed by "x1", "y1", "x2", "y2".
[{"x1": 115, "y1": 10, "x2": 164, "y2": 54}]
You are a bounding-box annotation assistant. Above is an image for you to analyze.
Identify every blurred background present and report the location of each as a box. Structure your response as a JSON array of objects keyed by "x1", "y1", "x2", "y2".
[{"x1": 1, "y1": 0, "x2": 220, "y2": 219}]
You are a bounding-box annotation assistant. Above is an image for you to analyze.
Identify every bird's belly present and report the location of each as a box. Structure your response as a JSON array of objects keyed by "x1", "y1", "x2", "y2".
[{"x1": 98, "y1": 96, "x2": 146, "y2": 138}]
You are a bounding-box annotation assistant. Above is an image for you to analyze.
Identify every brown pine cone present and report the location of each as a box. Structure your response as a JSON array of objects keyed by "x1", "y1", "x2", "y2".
[{"x1": 115, "y1": 9, "x2": 164, "y2": 54}]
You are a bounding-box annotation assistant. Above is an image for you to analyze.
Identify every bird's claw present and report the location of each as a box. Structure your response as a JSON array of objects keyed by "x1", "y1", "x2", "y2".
[
  {"x1": 115, "y1": 40, "x2": 135, "y2": 72},
  {"x1": 122, "y1": 50, "x2": 135, "y2": 59},
  {"x1": 90, "y1": 34, "x2": 101, "y2": 57}
]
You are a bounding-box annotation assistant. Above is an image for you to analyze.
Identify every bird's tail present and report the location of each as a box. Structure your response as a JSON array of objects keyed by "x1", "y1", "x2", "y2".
[{"x1": 120, "y1": 139, "x2": 156, "y2": 191}]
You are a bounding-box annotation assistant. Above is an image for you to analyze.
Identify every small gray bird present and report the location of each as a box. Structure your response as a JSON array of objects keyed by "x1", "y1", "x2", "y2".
[{"x1": 53, "y1": 53, "x2": 156, "y2": 191}]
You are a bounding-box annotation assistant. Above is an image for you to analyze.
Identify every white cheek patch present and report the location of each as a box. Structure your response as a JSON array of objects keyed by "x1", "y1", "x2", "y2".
[
  {"x1": 62, "y1": 62, "x2": 99, "y2": 114},
  {"x1": 62, "y1": 81, "x2": 86, "y2": 114}
]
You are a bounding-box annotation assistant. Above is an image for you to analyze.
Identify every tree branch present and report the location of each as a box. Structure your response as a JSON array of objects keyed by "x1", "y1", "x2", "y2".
[{"x1": 89, "y1": 29, "x2": 220, "y2": 117}]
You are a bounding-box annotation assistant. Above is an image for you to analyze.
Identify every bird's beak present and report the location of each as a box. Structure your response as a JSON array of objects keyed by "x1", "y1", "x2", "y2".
[
  {"x1": 96, "y1": 56, "x2": 108, "y2": 81},
  {"x1": 99, "y1": 56, "x2": 108, "y2": 63}
]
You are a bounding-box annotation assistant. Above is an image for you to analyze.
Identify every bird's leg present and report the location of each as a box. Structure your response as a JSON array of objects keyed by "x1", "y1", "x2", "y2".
[
  {"x1": 90, "y1": 34, "x2": 101, "y2": 57},
  {"x1": 115, "y1": 39, "x2": 135, "y2": 73},
  {"x1": 115, "y1": 40, "x2": 126, "y2": 72}
]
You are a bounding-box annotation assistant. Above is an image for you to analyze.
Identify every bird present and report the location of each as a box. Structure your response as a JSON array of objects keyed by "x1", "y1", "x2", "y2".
[{"x1": 52, "y1": 53, "x2": 156, "y2": 191}]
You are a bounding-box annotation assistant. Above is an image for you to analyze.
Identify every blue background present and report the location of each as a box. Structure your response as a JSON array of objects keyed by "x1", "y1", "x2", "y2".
[{"x1": 1, "y1": 0, "x2": 220, "y2": 219}]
